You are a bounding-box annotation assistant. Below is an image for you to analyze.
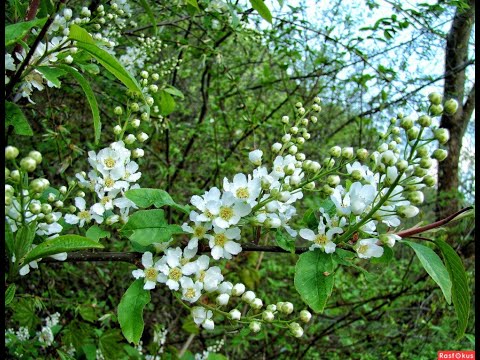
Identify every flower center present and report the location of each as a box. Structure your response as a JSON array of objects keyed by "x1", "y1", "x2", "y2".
[
  {"x1": 219, "y1": 206, "x2": 234, "y2": 221},
  {"x1": 205, "y1": 210, "x2": 214, "y2": 219},
  {"x1": 78, "y1": 210, "x2": 91, "y2": 220},
  {"x1": 104, "y1": 177, "x2": 115, "y2": 188},
  {"x1": 169, "y1": 267, "x2": 182, "y2": 281},
  {"x1": 358, "y1": 244, "x2": 369, "y2": 254},
  {"x1": 101, "y1": 196, "x2": 110, "y2": 205},
  {"x1": 104, "y1": 157, "x2": 116, "y2": 168},
  {"x1": 180, "y1": 258, "x2": 189, "y2": 266},
  {"x1": 236, "y1": 187, "x2": 249, "y2": 199},
  {"x1": 197, "y1": 270, "x2": 206, "y2": 282},
  {"x1": 185, "y1": 288, "x2": 196, "y2": 299},
  {"x1": 123, "y1": 171, "x2": 131, "y2": 180},
  {"x1": 144, "y1": 267, "x2": 158, "y2": 282},
  {"x1": 193, "y1": 226, "x2": 206, "y2": 238},
  {"x1": 214, "y1": 233, "x2": 228, "y2": 247},
  {"x1": 314, "y1": 234, "x2": 328, "y2": 246}
]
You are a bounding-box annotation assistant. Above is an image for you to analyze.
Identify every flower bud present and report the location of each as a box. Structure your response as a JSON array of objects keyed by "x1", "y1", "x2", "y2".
[
  {"x1": 419, "y1": 157, "x2": 433, "y2": 169},
  {"x1": 413, "y1": 166, "x2": 427, "y2": 177},
  {"x1": 249, "y1": 150, "x2": 263, "y2": 166},
  {"x1": 229, "y1": 309, "x2": 241, "y2": 320},
  {"x1": 407, "y1": 127, "x2": 419, "y2": 141},
  {"x1": 114, "y1": 106, "x2": 123, "y2": 115},
  {"x1": 379, "y1": 233, "x2": 401, "y2": 248},
  {"x1": 140, "y1": 70, "x2": 149, "y2": 79},
  {"x1": 141, "y1": 112, "x2": 149, "y2": 121},
  {"x1": 380, "y1": 150, "x2": 396, "y2": 166},
  {"x1": 113, "y1": 125, "x2": 122, "y2": 135},
  {"x1": 281, "y1": 116, "x2": 289, "y2": 124},
  {"x1": 295, "y1": 153, "x2": 306, "y2": 162},
  {"x1": 146, "y1": 97, "x2": 154, "y2": 107},
  {"x1": 242, "y1": 291, "x2": 256, "y2": 304},
  {"x1": 77, "y1": 191, "x2": 86, "y2": 197},
  {"x1": 356, "y1": 148, "x2": 369, "y2": 161},
  {"x1": 415, "y1": 147, "x2": 429, "y2": 158},
  {"x1": 396, "y1": 159, "x2": 408, "y2": 172},
  {"x1": 400, "y1": 117, "x2": 414, "y2": 130},
  {"x1": 262, "y1": 311, "x2": 274, "y2": 322},
  {"x1": 434, "y1": 128, "x2": 450, "y2": 144},
  {"x1": 290, "y1": 126, "x2": 299, "y2": 135},
  {"x1": 249, "y1": 321, "x2": 261, "y2": 333},
  {"x1": 216, "y1": 294, "x2": 230, "y2": 306},
  {"x1": 47, "y1": 193, "x2": 56, "y2": 202},
  {"x1": 310, "y1": 116, "x2": 318, "y2": 124},
  {"x1": 131, "y1": 119, "x2": 141, "y2": 128},
  {"x1": 266, "y1": 304, "x2": 277, "y2": 312},
  {"x1": 432, "y1": 149, "x2": 448, "y2": 161},
  {"x1": 327, "y1": 175, "x2": 340, "y2": 186},
  {"x1": 322, "y1": 184, "x2": 334, "y2": 195},
  {"x1": 444, "y1": 99, "x2": 458, "y2": 115},
  {"x1": 41, "y1": 203, "x2": 52, "y2": 214},
  {"x1": 232, "y1": 283, "x2": 246, "y2": 296},
  {"x1": 423, "y1": 175, "x2": 436, "y2": 187},
  {"x1": 312, "y1": 104, "x2": 321, "y2": 112},
  {"x1": 300, "y1": 310, "x2": 312, "y2": 323},
  {"x1": 20, "y1": 157, "x2": 37, "y2": 172},
  {"x1": 137, "y1": 132, "x2": 149, "y2": 142},
  {"x1": 429, "y1": 104, "x2": 443, "y2": 116},
  {"x1": 341, "y1": 147, "x2": 354, "y2": 159},
  {"x1": 10, "y1": 170, "x2": 21, "y2": 182},
  {"x1": 132, "y1": 148, "x2": 144, "y2": 158},
  {"x1": 280, "y1": 302, "x2": 294, "y2": 315},
  {"x1": 29, "y1": 202, "x2": 41, "y2": 214},
  {"x1": 309, "y1": 161, "x2": 321, "y2": 172},
  {"x1": 408, "y1": 191, "x2": 424, "y2": 205},
  {"x1": 304, "y1": 181, "x2": 315, "y2": 190},
  {"x1": 54, "y1": 200, "x2": 64, "y2": 208},
  {"x1": 417, "y1": 115, "x2": 431, "y2": 128},
  {"x1": 289, "y1": 322, "x2": 304, "y2": 337},
  {"x1": 329, "y1": 146, "x2": 341, "y2": 157},
  {"x1": 296, "y1": 137, "x2": 305, "y2": 145},
  {"x1": 428, "y1": 92, "x2": 442, "y2": 105},
  {"x1": 28, "y1": 150, "x2": 42, "y2": 164},
  {"x1": 295, "y1": 102, "x2": 302, "y2": 108},
  {"x1": 5, "y1": 146, "x2": 20, "y2": 160},
  {"x1": 124, "y1": 134, "x2": 136, "y2": 144},
  {"x1": 397, "y1": 205, "x2": 419, "y2": 218},
  {"x1": 271, "y1": 142, "x2": 282, "y2": 153},
  {"x1": 68, "y1": 205, "x2": 77, "y2": 213},
  {"x1": 282, "y1": 134, "x2": 291, "y2": 143},
  {"x1": 301, "y1": 118, "x2": 309, "y2": 126},
  {"x1": 251, "y1": 298, "x2": 263, "y2": 310}
]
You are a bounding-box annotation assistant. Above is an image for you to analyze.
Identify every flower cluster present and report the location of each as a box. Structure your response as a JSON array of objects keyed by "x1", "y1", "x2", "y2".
[{"x1": 70, "y1": 140, "x2": 141, "y2": 226}]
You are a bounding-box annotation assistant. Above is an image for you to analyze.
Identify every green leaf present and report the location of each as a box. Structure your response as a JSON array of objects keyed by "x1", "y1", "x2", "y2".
[
  {"x1": 332, "y1": 248, "x2": 376, "y2": 281},
  {"x1": 57, "y1": 349, "x2": 76, "y2": 360},
  {"x1": 12, "y1": 297, "x2": 39, "y2": 329},
  {"x1": 138, "y1": 0, "x2": 157, "y2": 36},
  {"x1": 5, "y1": 17, "x2": 48, "y2": 46},
  {"x1": 404, "y1": 241, "x2": 452, "y2": 305},
  {"x1": 68, "y1": 24, "x2": 96, "y2": 45},
  {"x1": 249, "y1": 0, "x2": 273, "y2": 23},
  {"x1": 163, "y1": 85, "x2": 185, "y2": 99},
  {"x1": 5, "y1": 284, "x2": 16, "y2": 306},
  {"x1": 35, "y1": 66, "x2": 66, "y2": 87},
  {"x1": 99, "y1": 329, "x2": 125, "y2": 360},
  {"x1": 435, "y1": 239, "x2": 471, "y2": 340},
  {"x1": 5, "y1": 221, "x2": 14, "y2": 257},
  {"x1": 55, "y1": 64, "x2": 101, "y2": 144},
  {"x1": 24, "y1": 235, "x2": 104, "y2": 263},
  {"x1": 86, "y1": 225, "x2": 111, "y2": 242},
  {"x1": 185, "y1": 0, "x2": 200, "y2": 10},
  {"x1": 158, "y1": 90, "x2": 176, "y2": 116},
  {"x1": 182, "y1": 316, "x2": 200, "y2": 335},
  {"x1": 207, "y1": 354, "x2": 228, "y2": 360},
  {"x1": 121, "y1": 210, "x2": 185, "y2": 246},
  {"x1": 124, "y1": 188, "x2": 189, "y2": 213},
  {"x1": 78, "y1": 304, "x2": 98, "y2": 323},
  {"x1": 275, "y1": 230, "x2": 296, "y2": 253},
  {"x1": 118, "y1": 280, "x2": 151, "y2": 345},
  {"x1": 69, "y1": 25, "x2": 143, "y2": 96},
  {"x1": 303, "y1": 209, "x2": 318, "y2": 229},
  {"x1": 5, "y1": 101, "x2": 33, "y2": 136},
  {"x1": 294, "y1": 250, "x2": 335, "y2": 313},
  {"x1": 15, "y1": 222, "x2": 37, "y2": 262}
]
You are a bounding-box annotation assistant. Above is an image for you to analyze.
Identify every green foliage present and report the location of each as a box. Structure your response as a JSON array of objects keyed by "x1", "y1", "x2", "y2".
[
  {"x1": 275, "y1": 229, "x2": 296, "y2": 253},
  {"x1": 249, "y1": 0, "x2": 273, "y2": 23},
  {"x1": 5, "y1": 101, "x2": 33, "y2": 136},
  {"x1": 117, "y1": 280, "x2": 151, "y2": 345},
  {"x1": 125, "y1": 188, "x2": 189, "y2": 213},
  {"x1": 294, "y1": 249, "x2": 335, "y2": 313},
  {"x1": 5, "y1": 284, "x2": 16, "y2": 306},
  {"x1": 85, "y1": 225, "x2": 111, "y2": 242},
  {"x1": 5, "y1": 17, "x2": 47, "y2": 46}
]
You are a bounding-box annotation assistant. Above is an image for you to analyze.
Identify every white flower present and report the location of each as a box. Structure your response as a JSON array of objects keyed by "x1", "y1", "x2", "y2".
[
  {"x1": 19, "y1": 259, "x2": 39, "y2": 276},
  {"x1": 380, "y1": 233, "x2": 402, "y2": 248},
  {"x1": 192, "y1": 255, "x2": 224, "y2": 292},
  {"x1": 248, "y1": 149, "x2": 263, "y2": 166},
  {"x1": 348, "y1": 182, "x2": 376, "y2": 215},
  {"x1": 64, "y1": 197, "x2": 102, "y2": 227},
  {"x1": 190, "y1": 187, "x2": 222, "y2": 221},
  {"x1": 157, "y1": 247, "x2": 194, "y2": 290},
  {"x1": 132, "y1": 252, "x2": 163, "y2": 290},
  {"x1": 229, "y1": 309, "x2": 241, "y2": 320},
  {"x1": 355, "y1": 238, "x2": 384, "y2": 259},
  {"x1": 330, "y1": 186, "x2": 351, "y2": 216},
  {"x1": 180, "y1": 277, "x2": 203, "y2": 303},
  {"x1": 182, "y1": 211, "x2": 212, "y2": 249},
  {"x1": 192, "y1": 307, "x2": 214, "y2": 330},
  {"x1": 299, "y1": 216, "x2": 342, "y2": 253},
  {"x1": 204, "y1": 191, "x2": 251, "y2": 229},
  {"x1": 223, "y1": 173, "x2": 261, "y2": 207},
  {"x1": 206, "y1": 226, "x2": 242, "y2": 260},
  {"x1": 37, "y1": 326, "x2": 54, "y2": 346}
]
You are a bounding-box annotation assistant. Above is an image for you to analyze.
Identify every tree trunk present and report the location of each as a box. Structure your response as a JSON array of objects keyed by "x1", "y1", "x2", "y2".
[{"x1": 436, "y1": 0, "x2": 475, "y2": 222}]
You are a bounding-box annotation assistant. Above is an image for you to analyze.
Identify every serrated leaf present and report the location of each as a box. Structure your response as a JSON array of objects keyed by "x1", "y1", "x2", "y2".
[
  {"x1": 435, "y1": 239, "x2": 471, "y2": 340},
  {"x1": 139, "y1": 0, "x2": 157, "y2": 36},
  {"x1": 275, "y1": 230, "x2": 295, "y2": 253},
  {"x1": 86, "y1": 225, "x2": 111, "y2": 242},
  {"x1": 5, "y1": 284, "x2": 16, "y2": 306},
  {"x1": 23, "y1": 235, "x2": 104, "y2": 263},
  {"x1": 294, "y1": 250, "x2": 335, "y2": 313},
  {"x1": 78, "y1": 304, "x2": 98, "y2": 323},
  {"x1": 55, "y1": 64, "x2": 101, "y2": 144},
  {"x1": 404, "y1": 241, "x2": 452, "y2": 305},
  {"x1": 5, "y1": 101, "x2": 33, "y2": 136},
  {"x1": 124, "y1": 188, "x2": 189, "y2": 213},
  {"x1": 121, "y1": 209, "x2": 185, "y2": 246},
  {"x1": 118, "y1": 280, "x2": 151, "y2": 345},
  {"x1": 35, "y1": 66, "x2": 66, "y2": 87},
  {"x1": 99, "y1": 329, "x2": 125, "y2": 360},
  {"x1": 249, "y1": 0, "x2": 272, "y2": 23},
  {"x1": 5, "y1": 17, "x2": 48, "y2": 46}
]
